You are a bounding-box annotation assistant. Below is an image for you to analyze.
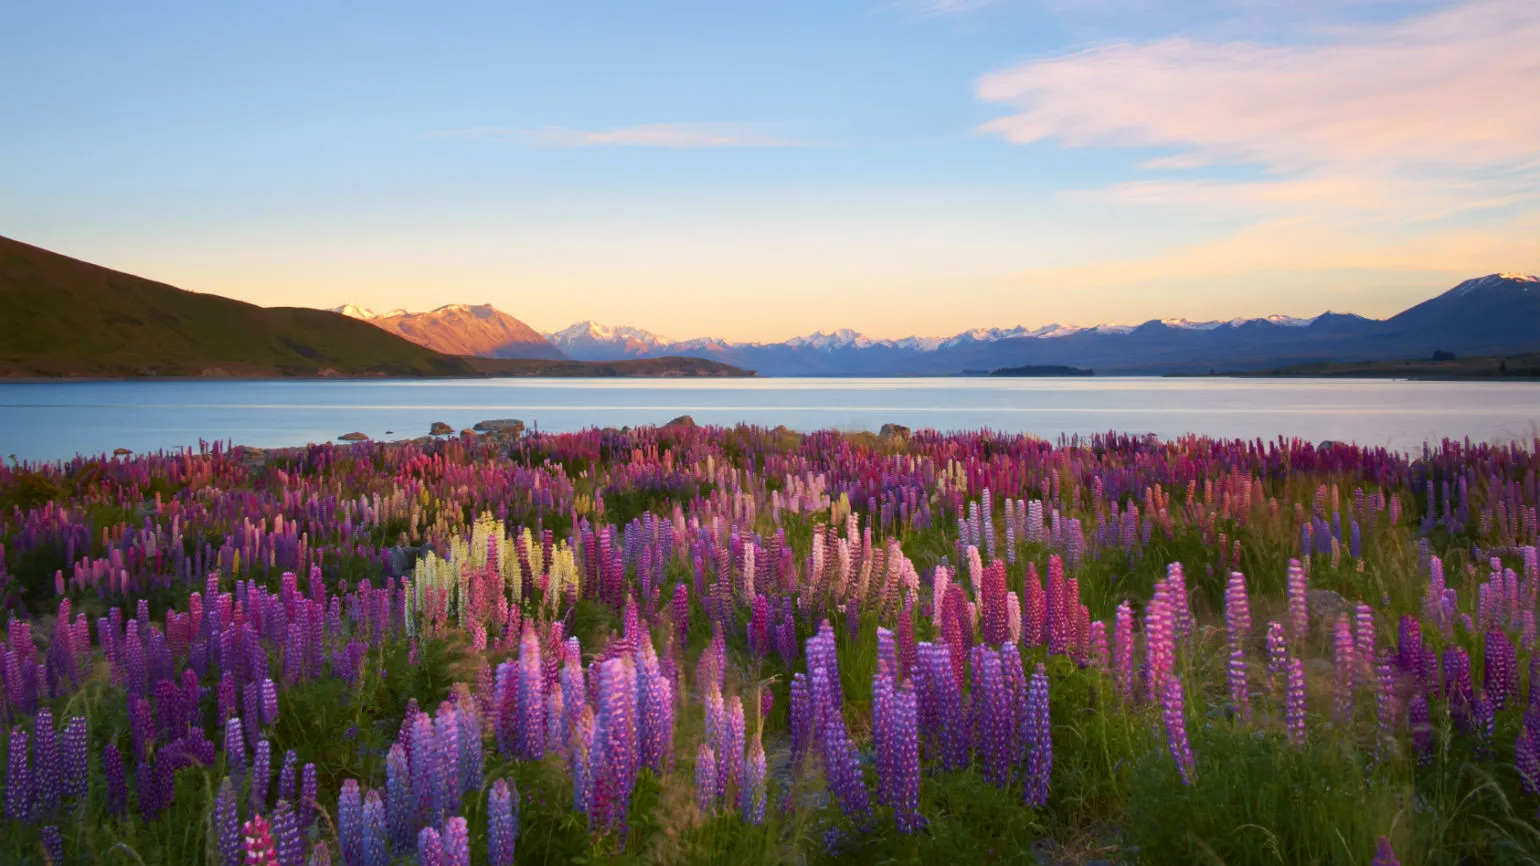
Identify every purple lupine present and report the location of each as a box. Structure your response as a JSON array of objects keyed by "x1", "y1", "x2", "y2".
[
  {"x1": 589, "y1": 655, "x2": 639, "y2": 836},
  {"x1": 1228, "y1": 649, "x2": 1250, "y2": 720},
  {"x1": 1266, "y1": 621, "x2": 1289, "y2": 684},
  {"x1": 217, "y1": 776, "x2": 242, "y2": 866},
  {"x1": 1333, "y1": 615, "x2": 1355, "y2": 724},
  {"x1": 416, "y1": 826, "x2": 445, "y2": 866},
  {"x1": 278, "y1": 750, "x2": 298, "y2": 806},
  {"x1": 1375, "y1": 659, "x2": 1397, "y2": 752},
  {"x1": 1224, "y1": 572, "x2": 1251, "y2": 652},
  {"x1": 41, "y1": 825, "x2": 62, "y2": 865},
  {"x1": 1372, "y1": 836, "x2": 1401, "y2": 866},
  {"x1": 1144, "y1": 596, "x2": 1174, "y2": 705},
  {"x1": 7, "y1": 726, "x2": 34, "y2": 822},
  {"x1": 441, "y1": 815, "x2": 470, "y2": 866},
  {"x1": 433, "y1": 705, "x2": 462, "y2": 821},
  {"x1": 492, "y1": 660, "x2": 517, "y2": 757},
  {"x1": 1286, "y1": 657, "x2": 1307, "y2": 748},
  {"x1": 455, "y1": 699, "x2": 481, "y2": 798},
  {"x1": 1517, "y1": 726, "x2": 1540, "y2": 795},
  {"x1": 1162, "y1": 676, "x2": 1194, "y2": 785},
  {"x1": 410, "y1": 714, "x2": 438, "y2": 828},
  {"x1": 34, "y1": 710, "x2": 60, "y2": 815},
  {"x1": 386, "y1": 744, "x2": 413, "y2": 853},
  {"x1": 1485, "y1": 628, "x2": 1517, "y2": 710},
  {"x1": 1023, "y1": 662, "x2": 1053, "y2": 807},
  {"x1": 225, "y1": 717, "x2": 247, "y2": 784},
  {"x1": 261, "y1": 678, "x2": 280, "y2": 727},
  {"x1": 972, "y1": 647, "x2": 1013, "y2": 788},
  {"x1": 362, "y1": 790, "x2": 387, "y2": 866},
  {"x1": 104, "y1": 743, "x2": 127, "y2": 817},
  {"x1": 251, "y1": 739, "x2": 272, "y2": 814},
  {"x1": 1409, "y1": 693, "x2": 1432, "y2": 763},
  {"x1": 638, "y1": 641, "x2": 675, "y2": 775},
  {"x1": 1355, "y1": 603, "x2": 1376, "y2": 686},
  {"x1": 62, "y1": 717, "x2": 87, "y2": 804},
  {"x1": 308, "y1": 842, "x2": 331, "y2": 866},
  {"x1": 719, "y1": 696, "x2": 745, "y2": 802},
  {"x1": 811, "y1": 665, "x2": 869, "y2": 818},
  {"x1": 299, "y1": 763, "x2": 318, "y2": 833},
  {"x1": 742, "y1": 731, "x2": 769, "y2": 826},
  {"x1": 1444, "y1": 646, "x2": 1474, "y2": 731},
  {"x1": 338, "y1": 779, "x2": 363, "y2": 866},
  {"x1": 517, "y1": 626, "x2": 545, "y2": 760},
  {"x1": 487, "y1": 778, "x2": 520, "y2": 866},
  {"x1": 273, "y1": 800, "x2": 303, "y2": 866},
  {"x1": 695, "y1": 744, "x2": 717, "y2": 813}
]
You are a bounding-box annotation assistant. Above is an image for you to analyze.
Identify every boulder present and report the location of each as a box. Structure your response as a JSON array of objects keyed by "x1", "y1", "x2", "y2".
[
  {"x1": 385, "y1": 545, "x2": 422, "y2": 577},
  {"x1": 338, "y1": 432, "x2": 369, "y2": 442},
  {"x1": 473, "y1": 418, "x2": 525, "y2": 434},
  {"x1": 1307, "y1": 588, "x2": 1350, "y2": 625},
  {"x1": 665, "y1": 415, "x2": 697, "y2": 428},
  {"x1": 879, "y1": 423, "x2": 911, "y2": 439},
  {"x1": 429, "y1": 421, "x2": 453, "y2": 435},
  {"x1": 460, "y1": 428, "x2": 475, "y2": 437}
]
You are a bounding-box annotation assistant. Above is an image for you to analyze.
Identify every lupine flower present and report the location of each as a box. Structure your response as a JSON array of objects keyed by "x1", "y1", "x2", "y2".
[
  {"x1": 1372, "y1": 836, "x2": 1400, "y2": 866},
  {"x1": 251, "y1": 740, "x2": 271, "y2": 814},
  {"x1": 741, "y1": 731, "x2": 769, "y2": 826},
  {"x1": 272, "y1": 800, "x2": 303, "y2": 866},
  {"x1": 1286, "y1": 559, "x2": 1308, "y2": 641},
  {"x1": 1224, "y1": 572, "x2": 1251, "y2": 652},
  {"x1": 487, "y1": 779, "x2": 520, "y2": 866},
  {"x1": 438, "y1": 815, "x2": 469, "y2": 866},
  {"x1": 1113, "y1": 602, "x2": 1135, "y2": 702},
  {"x1": 217, "y1": 777, "x2": 242, "y2": 866},
  {"x1": 7, "y1": 726, "x2": 34, "y2": 822},
  {"x1": 1286, "y1": 657, "x2": 1307, "y2": 748},
  {"x1": 243, "y1": 813, "x2": 278, "y2": 865},
  {"x1": 385, "y1": 745, "x2": 412, "y2": 853},
  {"x1": 62, "y1": 717, "x2": 87, "y2": 804},
  {"x1": 1485, "y1": 628, "x2": 1517, "y2": 710},
  {"x1": 517, "y1": 626, "x2": 546, "y2": 760},
  {"x1": 261, "y1": 678, "x2": 280, "y2": 727},
  {"x1": 695, "y1": 744, "x2": 717, "y2": 813},
  {"x1": 41, "y1": 825, "x2": 62, "y2": 865},
  {"x1": 338, "y1": 779, "x2": 363, "y2": 866},
  {"x1": 1408, "y1": 694, "x2": 1432, "y2": 763},
  {"x1": 1162, "y1": 676, "x2": 1194, "y2": 785},
  {"x1": 104, "y1": 743, "x2": 127, "y2": 817},
  {"x1": 1228, "y1": 649, "x2": 1250, "y2": 720},
  {"x1": 299, "y1": 763, "x2": 318, "y2": 832},
  {"x1": 417, "y1": 826, "x2": 445, "y2": 866},
  {"x1": 1023, "y1": 663, "x2": 1053, "y2": 807},
  {"x1": 225, "y1": 717, "x2": 247, "y2": 784},
  {"x1": 34, "y1": 710, "x2": 60, "y2": 815},
  {"x1": 1333, "y1": 615, "x2": 1355, "y2": 724},
  {"x1": 362, "y1": 791, "x2": 387, "y2": 866},
  {"x1": 307, "y1": 843, "x2": 331, "y2": 866}
]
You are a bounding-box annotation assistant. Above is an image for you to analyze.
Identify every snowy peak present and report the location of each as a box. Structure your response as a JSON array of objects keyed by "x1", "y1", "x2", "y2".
[
  {"x1": 332, "y1": 303, "x2": 379, "y2": 320},
  {"x1": 330, "y1": 302, "x2": 563, "y2": 360},
  {"x1": 544, "y1": 321, "x2": 674, "y2": 360},
  {"x1": 1448, "y1": 272, "x2": 1540, "y2": 297}
]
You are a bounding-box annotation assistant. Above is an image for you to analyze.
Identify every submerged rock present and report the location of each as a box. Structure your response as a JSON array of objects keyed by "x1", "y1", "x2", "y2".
[
  {"x1": 473, "y1": 418, "x2": 524, "y2": 435},
  {"x1": 338, "y1": 432, "x2": 369, "y2": 442}
]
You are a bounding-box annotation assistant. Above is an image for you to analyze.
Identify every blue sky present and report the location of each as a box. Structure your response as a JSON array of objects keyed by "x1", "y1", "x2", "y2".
[{"x1": 3, "y1": 0, "x2": 1536, "y2": 341}]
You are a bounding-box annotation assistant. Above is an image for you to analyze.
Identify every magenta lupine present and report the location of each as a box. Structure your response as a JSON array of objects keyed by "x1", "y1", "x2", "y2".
[
  {"x1": 1113, "y1": 602, "x2": 1135, "y2": 702},
  {"x1": 1285, "y1": 657, "x2": 1307, "y2": 748},
  {"x1": 243, "y1": 813, "x2": 278, "y2": 866},
  {"x1": 1484, "y1": 628, "x2": 1518, "y2": 710},
  {"x1": 62, "y1": 717, "x2": 87, "y2": 804},
  {"x1": 1372, "y1": 837, "x2": 1401, "y2": 866},
  {"x1": 695, "y1": 743, "x2": 717, "y2": 813},
  {"x1": 1333, "y1": 615, "x2": 1355, "y2": 724},
  {"x1": 339, "y1": 779, "x2": 363, "y2": 866},
  {"x1": 1224, "y1": 571, "x2": 1251, "y2": 652},
  {"x1": 1286, "y1": 559, "x2": 1308, "y2": 642},
  {"x1": 1162, "y1": 676, "x2": 1195, "y2": 785},
  {"x1": 1228, "y1": 650, "x2": 1250, "y2": 720},
  {"x1": 1144, "y1": 596, "x2": 1174, "y2": 705},
  {"x1": 8, "y1": 726, "x2": 34, "y2": 822},
  {"x1": 1355, "y1": 603, "x2": 1376, "y2": 687},
  {"x1": 517, "y1": 625, "x2": 546, "y2": 760},
  {"x1": 487, "y1": 779, "x2": 520, "y2": 866},
  {"x1": 1375, "y1": 658, "x2": 1397, "y2": 752},
  {"x1": 1023, "y1": 663, "x2": 1053, "y2": 807}
]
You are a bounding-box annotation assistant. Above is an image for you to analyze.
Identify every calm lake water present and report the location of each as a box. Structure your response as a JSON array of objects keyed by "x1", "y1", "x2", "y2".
[{"x1": 3, "y1": 378, "x2": 1538, "y2": 463}]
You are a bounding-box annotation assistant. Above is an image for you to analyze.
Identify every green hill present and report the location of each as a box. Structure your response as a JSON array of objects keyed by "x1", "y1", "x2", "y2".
[{"x1": 0, "y1": 235, "x2": 473, "y2": 378}]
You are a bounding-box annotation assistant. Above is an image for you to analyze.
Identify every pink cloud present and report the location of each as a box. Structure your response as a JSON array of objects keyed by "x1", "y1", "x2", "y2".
[{"x1": 976, "y1": 0, "x2": 1540, "y2": 172}]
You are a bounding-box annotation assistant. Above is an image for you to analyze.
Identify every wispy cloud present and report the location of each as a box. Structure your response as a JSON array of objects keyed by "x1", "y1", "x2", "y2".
[
  {"x1": 432, "y1": 122, "x2": 806, "y2": 149},
  {"x1": 976, "y1": 0, "x2": 1540, "y2": 287},
  {"x1": 895, "y1": 0, "x2": 1000, "y2": 16}
]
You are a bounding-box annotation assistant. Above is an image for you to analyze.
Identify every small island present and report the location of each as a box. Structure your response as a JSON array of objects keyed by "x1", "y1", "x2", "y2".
[{"x1": 988, "y1": 364, "x2": 1094, "y2": 377}]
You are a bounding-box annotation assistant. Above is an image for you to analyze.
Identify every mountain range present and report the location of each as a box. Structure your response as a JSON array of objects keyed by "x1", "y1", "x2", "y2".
[
  {"x1": 337, "y1": 272, "x2": 1540, "y2": 376},
  {"x1": 331, "y1": 304, "x2": 564, "y2": 360}
]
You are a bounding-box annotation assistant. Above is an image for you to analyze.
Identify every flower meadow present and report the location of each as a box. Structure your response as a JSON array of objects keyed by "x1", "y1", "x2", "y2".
[{"x1": 0, "y1": 425, "x2": 1538, "y2": 865}]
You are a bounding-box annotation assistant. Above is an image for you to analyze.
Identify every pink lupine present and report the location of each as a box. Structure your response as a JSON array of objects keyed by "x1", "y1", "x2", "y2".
[
  {"x1": 1286, "y1": 559, "x2": 1309, "y2": 642},
  {"x1": 1286, "y1": 658, "x2": 1307, "y2": 748},
  {"x1": 242, "y1": 813, "x2": 278, "y2": 866},
  {"x1": 1333, "y1": 614, "x2": 1355, "y2": 724},
  {"x1": 1113, "y1": 602, "x2": 1136, "y2": 702},
  {"x1": 1162, "y1": 676, "x2": 1194, "y2": 785},
  {"x1": 1224, "y1": 572, "x2": 1250, "y2": 653}
]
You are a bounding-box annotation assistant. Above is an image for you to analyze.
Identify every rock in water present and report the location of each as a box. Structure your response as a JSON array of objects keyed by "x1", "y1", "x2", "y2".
[
  {"x1": 666, "y1": 415, "x2": 697, "y2": 428},
  {"x1": 338, "y1": 432, "x2": 369, "y2": 442},
  {"x1": 473, "y1": 419, "x2": 525, "y2": 435},
  {"x1": 429, "y1": 421, "x2": 453, "y2": 435}
]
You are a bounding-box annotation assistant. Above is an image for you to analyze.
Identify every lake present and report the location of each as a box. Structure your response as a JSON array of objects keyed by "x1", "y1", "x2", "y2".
[{"x1": 2, "y1": 377, "x2": 1538, "y2": 463}]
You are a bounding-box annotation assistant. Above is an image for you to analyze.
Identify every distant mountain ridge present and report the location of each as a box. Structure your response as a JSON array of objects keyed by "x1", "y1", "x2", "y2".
[
  {"x1": 334, "y1": 303, "x2": 564, "y2": 360},
  {"x1": 528, "y1": 272, "x2": 1540, "y2": 375}
]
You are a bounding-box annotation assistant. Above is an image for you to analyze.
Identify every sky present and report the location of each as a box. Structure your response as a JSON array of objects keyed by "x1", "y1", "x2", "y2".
[{"x1": 2, "y1": 0, "x2": 1537, "y2": 342}]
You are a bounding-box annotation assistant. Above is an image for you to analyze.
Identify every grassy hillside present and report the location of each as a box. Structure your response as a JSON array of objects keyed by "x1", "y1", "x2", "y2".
[{"x1": 0, "y1": 235, "x2": 473, "y2": 378}]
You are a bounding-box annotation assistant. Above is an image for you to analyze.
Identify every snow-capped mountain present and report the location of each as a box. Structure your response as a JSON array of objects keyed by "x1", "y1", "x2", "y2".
[
  {"x1": 334, "y1": 303, "x2": 565, "y2": 360},
  {"x1": 545, "y1": 322, "x2": 673, "y2": 360}
]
